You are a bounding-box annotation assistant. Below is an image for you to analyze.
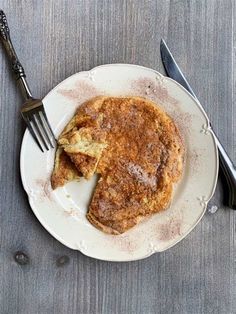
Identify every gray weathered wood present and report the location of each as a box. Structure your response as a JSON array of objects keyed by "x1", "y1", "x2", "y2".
[{"x1": 0, "y1": 0, "x2": 235, "y2": 313}]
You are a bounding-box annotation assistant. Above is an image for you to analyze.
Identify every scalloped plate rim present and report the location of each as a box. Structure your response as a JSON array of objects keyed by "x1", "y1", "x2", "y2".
[{"x1": 20, "y1": 63, "x2": 219, "y2": 262}]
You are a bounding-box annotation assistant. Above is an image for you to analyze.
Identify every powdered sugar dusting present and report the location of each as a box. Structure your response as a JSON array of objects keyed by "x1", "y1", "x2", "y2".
[
  {"x1": 110, "y1": 234, "x2": 139, "y2": 253},
  {"x1": 35, "y1": 178, "x2": 54, "y2": 202},
  {"x1": 131, "y1": 77, "x2": 193, "y2": 137},
  {"x1": 131, "y1": 77, "x2": 178, "y2": 108},
  {"x1": 127, "y1": 162, "x2": 156, "y2": 189},
  {"x1": 57, "y1": 80, "x2": 99, "y2": 104},
  {"x1": 97, "y1": 199, "x2": 114, "y2": 216},
  {"x1": 63, "y1": 208, "x2": 81, "y2": 219},
  {"x1": 188, "y1": 149, "x2": 200, "y2": 172},
  {"x1": 170, "y1": 110, "x2": 193, "y2": 136},
  {"x1": 157, "y1": 217, "x2": 182, "y2": 241}
]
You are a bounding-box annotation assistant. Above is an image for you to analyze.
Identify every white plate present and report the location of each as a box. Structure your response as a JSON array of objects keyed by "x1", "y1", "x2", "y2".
[{"x1": 20, "y1": 64, "x2": 218, "y2": 261}]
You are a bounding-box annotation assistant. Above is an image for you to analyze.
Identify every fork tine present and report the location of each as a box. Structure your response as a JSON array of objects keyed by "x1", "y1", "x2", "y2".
[
  {"x1": 37, "y1": 111, "x2": 54, "y2": 148},
  {"x1": 23, "y1": 116, "x2": 44, "y2": 152},
  {"x1": 31, "y1": 114, "x2": 49, "y2": 151},
  {"x1": 41, "y1": 107, "x2": 56, "y2": 141}
]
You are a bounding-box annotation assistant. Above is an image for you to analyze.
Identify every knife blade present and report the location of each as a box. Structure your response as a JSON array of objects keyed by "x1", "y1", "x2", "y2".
[
  {"x1": 160, "y1": 38, "x2": 236, "y2": 209},
  {"x1": 160, "y1": 39, "x2": 197, "y2": 98}
]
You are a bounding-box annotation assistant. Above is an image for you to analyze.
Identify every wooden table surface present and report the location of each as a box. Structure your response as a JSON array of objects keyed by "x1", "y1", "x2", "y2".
[{"x1": 0, "y1": 1, "x2": 235, "y2": 313}]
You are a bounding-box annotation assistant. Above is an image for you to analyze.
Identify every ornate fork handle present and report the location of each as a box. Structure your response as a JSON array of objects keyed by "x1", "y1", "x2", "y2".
[
  {"x1": 0, "y1": 10, "x2": 32, "y2": 99},
  {"x1": 0, "y1": 10, "x2": 9, "y2": 40}
]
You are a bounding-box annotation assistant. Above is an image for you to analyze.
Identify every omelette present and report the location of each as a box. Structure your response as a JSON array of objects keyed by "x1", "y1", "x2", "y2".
[{"x1": 51, "y1": 96, "x2": 184, "y2": 234}]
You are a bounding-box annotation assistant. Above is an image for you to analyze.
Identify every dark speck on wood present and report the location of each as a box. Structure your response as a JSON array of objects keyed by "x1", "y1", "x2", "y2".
[
  {"x1": 14, "y1": 251, "x2": 29, "y2": 265},
  {"x1": 56, "y1": 255, "x2": 70, "y2": 267}
]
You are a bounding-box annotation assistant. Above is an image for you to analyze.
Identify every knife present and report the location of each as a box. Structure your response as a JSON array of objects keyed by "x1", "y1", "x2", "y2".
[{"x1": 160, "y1": 39, "x2": 236, "y2": 209}]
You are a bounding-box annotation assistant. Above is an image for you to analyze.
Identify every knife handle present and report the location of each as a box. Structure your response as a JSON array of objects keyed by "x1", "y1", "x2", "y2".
[
  {"x1": 213, "y1": 131, "x2": 236, "y2": 209},
  {"x1": 0, "y1": 10, "x2": 32, "y2": 100}
]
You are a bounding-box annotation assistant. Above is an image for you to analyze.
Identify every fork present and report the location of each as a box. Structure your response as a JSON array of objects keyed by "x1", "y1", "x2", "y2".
[{"x1": 0, "y1": 10, "x2": 55, "y2": 152}]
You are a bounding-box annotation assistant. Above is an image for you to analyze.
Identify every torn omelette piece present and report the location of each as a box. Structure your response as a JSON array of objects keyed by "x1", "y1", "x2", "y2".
[
  {"x1": 58, "y1": 126, "x2": 107, "y2": 179},
  {"x1": 51, "y1": 148, "x2": 81, "y2": 189}
]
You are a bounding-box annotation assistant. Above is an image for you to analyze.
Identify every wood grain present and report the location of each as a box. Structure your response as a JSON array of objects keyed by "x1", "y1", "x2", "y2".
[{"x1": 0, "y1": 0, "x2": 235, "y2": 313}]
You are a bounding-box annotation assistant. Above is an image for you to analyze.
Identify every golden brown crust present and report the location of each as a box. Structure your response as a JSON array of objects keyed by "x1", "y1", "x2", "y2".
[
  {"x1": 51, "y1": 96, "x2": 184, "y2": 234},
  {"x1": 86, "y1": 212, "x2": 121, "y2": 235},
  {"x1": 68, "y1": 152, "x2": 97, "y2": 180},
  {"x1": 51, "y1": 148, "x2": 81, "y2": 189}
]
